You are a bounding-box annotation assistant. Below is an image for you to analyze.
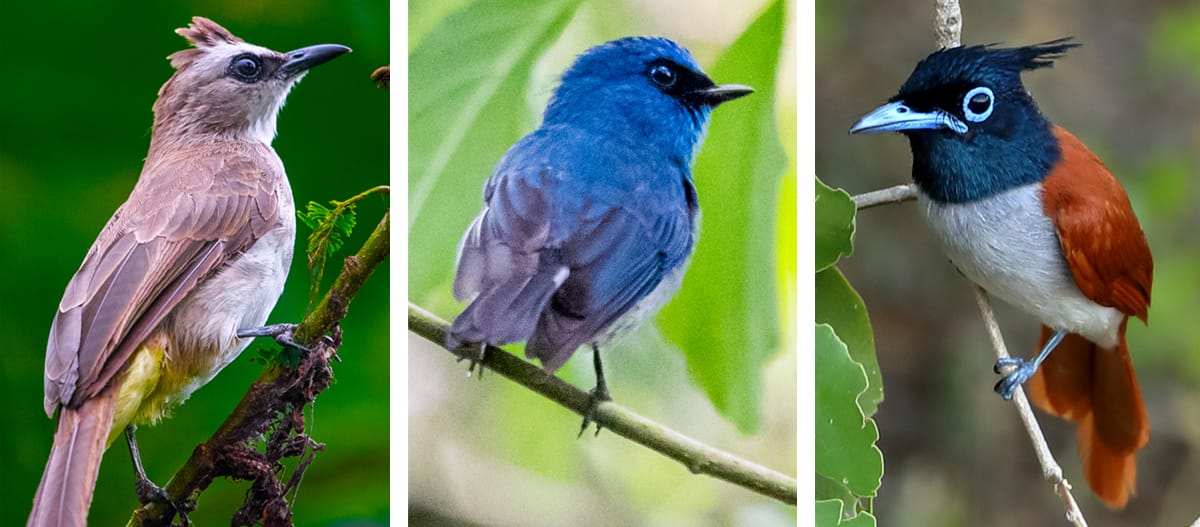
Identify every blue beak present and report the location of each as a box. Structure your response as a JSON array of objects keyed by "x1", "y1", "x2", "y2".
[{"x1": 849, "y1": 101, "x2": 967, "y2": 135}]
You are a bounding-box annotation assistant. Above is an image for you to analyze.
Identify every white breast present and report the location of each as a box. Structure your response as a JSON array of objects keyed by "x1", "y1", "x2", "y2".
[{"x1": 918, "y1": 183, "x2": 1122, "y2": 348}]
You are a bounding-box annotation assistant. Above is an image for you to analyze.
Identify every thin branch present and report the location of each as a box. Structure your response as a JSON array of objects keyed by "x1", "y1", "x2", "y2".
[
  {"x1": 934, "y1": 0, "x2": 963, "y2": 49},
  {"x1": 129, "y1": 210, "x2": 390, "y2": 527},
  {"x1": 408, "y1": 304, "x2": 798, "y2": 505},
  {"x1": 853, "y1": 183, "x2": 916, "y2": 210},
  {"x1": 972, "y1": 286, "x2": 1088, "y2": 527}
]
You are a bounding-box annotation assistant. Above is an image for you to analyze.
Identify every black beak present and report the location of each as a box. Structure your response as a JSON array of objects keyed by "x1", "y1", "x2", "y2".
[
  {"x1": 690, "y1": 83, "x2": 755, "y2": 107},
  {"x1": 279, "y1": 44, "x2": 352, "y2": 78}
]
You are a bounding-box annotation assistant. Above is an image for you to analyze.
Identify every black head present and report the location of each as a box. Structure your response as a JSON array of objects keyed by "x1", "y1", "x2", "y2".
[{"x1": 850, "y1": 38, "x2": 1079, "y2": 202}]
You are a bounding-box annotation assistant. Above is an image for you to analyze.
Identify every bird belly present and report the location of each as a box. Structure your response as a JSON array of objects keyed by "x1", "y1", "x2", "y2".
[
  {"x1": 132, "y1": 209, "x2": 295, "y2": 425},
  {"x1": 919, "y1": 184, "x2": 1123, "y2": 347},
  {"x1": 597, "y1": 254, "x2": 692, "y2": 347}
]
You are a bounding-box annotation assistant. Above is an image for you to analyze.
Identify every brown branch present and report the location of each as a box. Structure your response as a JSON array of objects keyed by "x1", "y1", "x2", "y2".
[
  {"x1": 128, "y1": 210, "x2": 389, "y2": 527},
  {"x1": 408, "y1": 305, "x2": 798, "y2": 505},
  {"x1": 853, "y1": 183, "x2": 916, "y2": 210}
]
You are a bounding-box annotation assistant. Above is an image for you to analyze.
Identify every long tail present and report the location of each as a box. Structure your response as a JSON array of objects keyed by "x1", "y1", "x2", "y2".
[
  {"x1": 28, "y1": 392, "x2": 116, "y2": 527},
  {"x1": 1026, "y1": 322, "x2": 1149, "y2": 509}
]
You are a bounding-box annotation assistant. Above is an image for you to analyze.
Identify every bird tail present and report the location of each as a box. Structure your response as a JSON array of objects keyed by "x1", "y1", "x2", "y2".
[
  {"x1": 28, "y1": 392, "x2": 116, "y2": 527},
  {"x1": 1026, "y1": 322, "x2": 1149, "y2": 509}
]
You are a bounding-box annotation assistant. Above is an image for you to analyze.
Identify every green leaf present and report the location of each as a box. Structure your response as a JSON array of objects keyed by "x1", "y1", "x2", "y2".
[
  {"x1": 815, "y1": 267, "x2": 881, "y2": 416},
  {"x1": 408, "y1": 0, "x2": 585, "y2": 302},
  {"x1": 657, "y1": 0, "x2": 787, "y2": 434},
  {"x1": 816, "y1": 178, "x2": 855, "y2": 272},
  {"x1": 816, "y1": 499, "x2": 877, "y2": 527},
  {"x1": 815, "y1": 324, "x2": 883, "y2": 497},
  {"x1": 299, "y1": 200, "x2": 358, "y2": 308}
]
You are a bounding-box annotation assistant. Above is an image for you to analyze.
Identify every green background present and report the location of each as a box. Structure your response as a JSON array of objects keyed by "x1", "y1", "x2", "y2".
[
  {"x1": 409, "y1": 0, "x2": 797, "y2": 525},
  {"x1": 819, "y1": 0, "x2": 1200, "y2": 525},
  {"x1": 0, "y1": 2, "x2": 390, "y2": 525}
]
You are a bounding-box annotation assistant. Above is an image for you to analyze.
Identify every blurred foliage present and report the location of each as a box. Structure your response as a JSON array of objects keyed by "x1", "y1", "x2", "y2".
[
  {"x1": 408, "y1": 0, "x2": 796, "y2": 524},
  {"x1": 818, "y1": 0, "x2": 1200, "y2": 525},
  {"x1": 0, "y1": 2, "x2": 390, "y2": 525}
]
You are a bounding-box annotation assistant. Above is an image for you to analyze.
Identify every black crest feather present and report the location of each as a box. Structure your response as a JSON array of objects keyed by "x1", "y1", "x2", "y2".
[{"x1": 897, "y1": 38, "x2": 1080, "y2": 99}]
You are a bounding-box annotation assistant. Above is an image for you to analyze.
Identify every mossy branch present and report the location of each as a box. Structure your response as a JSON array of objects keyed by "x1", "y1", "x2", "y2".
[{"x1": 127, "y1": 208, "x2": 389, "y2": 527}]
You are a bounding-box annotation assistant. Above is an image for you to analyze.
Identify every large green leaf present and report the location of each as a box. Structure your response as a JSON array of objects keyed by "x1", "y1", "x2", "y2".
[
  {"x1": 408, "y1": 0, "x2": 584, "y2": 301},
  {"x1": 816, "y1": 178, "x2": 855, "y2": 271},
  {"x1": 815, "y1": 324, "x2": 882, "y2": 497},
  {"x1": 657, "y1": 0, "x2": 787, "y2": 434},
  {"x1": 815, "y1": 267, "x2": 881, "y2": 416}
]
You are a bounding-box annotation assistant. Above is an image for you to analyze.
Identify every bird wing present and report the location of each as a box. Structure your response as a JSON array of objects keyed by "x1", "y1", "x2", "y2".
[
  {"x1": 448, "y1": 130, "x2": 694, "y2": 371},
  {"x1": 1041, "y1": 126, "x2": 1152, "y2": 321},
  {"x1": 45, "y1": 143, "x2": 285, "y2": 415}
]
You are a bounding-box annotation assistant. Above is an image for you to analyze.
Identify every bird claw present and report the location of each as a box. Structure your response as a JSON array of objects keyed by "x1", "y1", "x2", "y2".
[
  {"x1": 135, "y1": 477, "x2": 170, "y2": 506},
  {"x1": 993, "y1": 357, "x2": 1037, "y2": 400},
  {"x1": 238, "y1": 323, "x2": 311, "y2": 353},
  {"x1": 577, "y1": 384, "x2": 612, "y2": 439},
  {"x1": 455, "y1": 343, "x2": 487, "y2": 380}
]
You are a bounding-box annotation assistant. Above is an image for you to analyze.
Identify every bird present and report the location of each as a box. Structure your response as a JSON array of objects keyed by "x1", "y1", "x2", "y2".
[
  {"x1": 849, "y1": 38, "x2": 1152, "y2": 509},
  {"x1": 28, "y1": 17, "x2": 348, "y2": 526},
  {"x1": 444, "y1": 37, "x2": 752, "y2": 433}
]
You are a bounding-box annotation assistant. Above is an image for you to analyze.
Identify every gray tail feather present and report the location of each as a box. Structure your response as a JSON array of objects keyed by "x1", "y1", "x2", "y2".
[
  {"x1": 446, "y1": 267, "x2": 565, "y2": 351},
  {"x1": 28, "y1": 393, "x2": 115, "y2": 527}
]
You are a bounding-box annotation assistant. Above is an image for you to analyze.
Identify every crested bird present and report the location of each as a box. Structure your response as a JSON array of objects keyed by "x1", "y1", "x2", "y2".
[
  {"x1": 850, "y1": 39, "x2": 1152, "y2": 508},
  {"x1": 28, "y1": 17, "x2": 348, "y2": 526},
  {"x1": 444, "y1": 37, "x2": 752, "y2": 433}
]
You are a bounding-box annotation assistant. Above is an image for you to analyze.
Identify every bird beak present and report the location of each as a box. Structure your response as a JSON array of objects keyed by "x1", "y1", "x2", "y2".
[
  {"x1": 691, "y1": 84, "x2": 755, "y2": 107},
  {"x1": 279, "y1": 44, "x2": 352, "y2": 78},
  {"x1": 849, "y1": 101, "x2": 967, "y2": 135}
]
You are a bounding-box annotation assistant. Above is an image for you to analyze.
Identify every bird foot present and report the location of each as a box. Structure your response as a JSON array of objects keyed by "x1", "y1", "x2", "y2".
[
  {"x1": 134, "y1": 476, "x2": 170, "y2": 506},
  {"x1": 577, "y1": 384, "x2": 612, "y2": 438},
  {"x1": 238, "y1": 323, "x2": 327, "y2": 353},
  {"x1": 455, "y1": 343, "x2": 487, "y2": 380},
  {"x1": 993, "y1": 357, "x2": 1037, "y2": 400}
]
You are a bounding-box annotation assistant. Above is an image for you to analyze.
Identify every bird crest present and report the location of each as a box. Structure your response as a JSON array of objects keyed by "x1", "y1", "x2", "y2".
[
  {"x1": 899, "y1": 38, "x2": 1079, "y2": 98},
  {"x1": 168, "y1": 17, "x2": 244, "y2": 70}
]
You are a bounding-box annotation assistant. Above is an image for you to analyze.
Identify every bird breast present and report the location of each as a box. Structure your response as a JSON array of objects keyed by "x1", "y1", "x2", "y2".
[{"x1": 918, "y1": 183, "x2": 1123, "y2": 348}]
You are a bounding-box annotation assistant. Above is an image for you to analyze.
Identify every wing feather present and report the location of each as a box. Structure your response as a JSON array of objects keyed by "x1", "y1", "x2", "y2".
[
  {"x1": 1042, "y1": 126, "x2": 1152, "y2": 321},
  {"x1": 45, "y1": 143, "x2": 284, "y2": 414}
]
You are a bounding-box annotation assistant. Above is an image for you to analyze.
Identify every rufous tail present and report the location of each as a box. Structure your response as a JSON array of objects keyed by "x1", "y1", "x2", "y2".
[
  {"x1": 27, "y1": 392, "x2": 116, "y2": 527},
  {"x1": 1026, "y1": 322, "x2": 1149, "y2": 509}
]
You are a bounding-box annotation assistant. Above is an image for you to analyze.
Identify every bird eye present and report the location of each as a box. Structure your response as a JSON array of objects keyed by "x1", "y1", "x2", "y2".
[
  {"x1": 649, "y1": 64, "x2": 677, "y2": 88},
  {"x1": 228, "y1": 55, "x2": 263, "y2": 83},
  {"x1": 962, "y1": 86, "x2": 994, "y2": 123}
]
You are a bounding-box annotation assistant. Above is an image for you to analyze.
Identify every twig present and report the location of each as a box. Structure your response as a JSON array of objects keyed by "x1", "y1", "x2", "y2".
[
  {"x1": 934, "y1": 0, "x2": 963, "y2": 49},
  {"x1": 972, "y1": 286, "x2": 1088, "y2": 526},
  {"x1": 128, "y1": 210, "x2": 390, "y2": 526},
  {"x1": 853, "y1": 183, "x2": 916, "y2": 210},
  {"x1": 407, "y1": 304, "x2": 798, "y2": 505}
]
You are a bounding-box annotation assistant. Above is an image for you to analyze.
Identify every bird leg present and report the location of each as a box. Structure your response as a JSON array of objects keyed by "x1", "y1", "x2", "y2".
[
  {"x1": 238, "y1": 323, "x2": 313, "y2": 352},
  {"x1": 125, "y1": 426, "x2": 170, "y2": 505},
  {"x1": 578, "y1": 344, "x2": 612, "y2": 438},
  {"x1": 993, "y1": 328, "x2": 1067, "y2": 399}
]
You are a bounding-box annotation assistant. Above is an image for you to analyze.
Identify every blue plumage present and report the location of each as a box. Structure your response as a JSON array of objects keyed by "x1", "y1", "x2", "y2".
[{"x1": 446, "y1": 37, "x2": 751, "y2": 401}]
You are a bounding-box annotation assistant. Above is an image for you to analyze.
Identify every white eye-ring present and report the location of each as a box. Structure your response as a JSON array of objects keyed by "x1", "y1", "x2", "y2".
[{"x1": 962, "y1": 86, "x2": 994, "y2": 123}]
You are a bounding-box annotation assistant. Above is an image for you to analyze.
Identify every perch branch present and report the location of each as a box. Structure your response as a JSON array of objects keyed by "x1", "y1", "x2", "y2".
[
  {"x1": 408, "y1": 305, "x2": 797, "y2": 505},
  {"x1": 971, "y1": 286, "x2": 1088, "y2": 527},
  {"x1": 853, "y1": 183, "x2": 916, "y2": 210},
  {"x1": 128, "y1": 210, "x2": 390, "y2": 527}
]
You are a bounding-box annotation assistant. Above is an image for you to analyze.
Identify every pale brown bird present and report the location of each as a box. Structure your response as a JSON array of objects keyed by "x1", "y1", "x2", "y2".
[{"x1": 28, "y1": 17, "x2": 348, "y2": 526}]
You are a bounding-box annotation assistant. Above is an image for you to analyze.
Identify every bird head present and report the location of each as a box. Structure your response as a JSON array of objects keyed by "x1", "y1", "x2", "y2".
[
  {"x1": 152, "y1": 17, "x2": 350, "y2": 146},
  {"x1": 850, "y1": 39, "x2": 1079, "y2": 202},
  {"x1": 543, "y1": 37, "x2": 752, "y2": 162}
]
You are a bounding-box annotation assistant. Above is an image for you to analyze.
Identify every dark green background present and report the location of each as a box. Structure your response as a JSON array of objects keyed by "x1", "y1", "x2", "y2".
[{"x1": 0, "y1": 2, "x2": 390, "y2": 525}]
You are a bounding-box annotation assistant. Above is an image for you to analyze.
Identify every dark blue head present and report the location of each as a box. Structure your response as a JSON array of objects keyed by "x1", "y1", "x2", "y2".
[
  {"x1": 850, "y1": 38, "x2": 1079, "y2": 203},
  {"x1": 543, "y1": 37, "x2": 753, "y2": 165}
]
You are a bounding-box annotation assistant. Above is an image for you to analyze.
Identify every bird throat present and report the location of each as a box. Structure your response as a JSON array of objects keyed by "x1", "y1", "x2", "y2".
[{"x1": 907, "y1": 118, "x2": 1060, "y2": 204}]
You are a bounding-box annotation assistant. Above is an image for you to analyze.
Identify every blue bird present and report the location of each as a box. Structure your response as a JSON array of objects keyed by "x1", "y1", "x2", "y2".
[{"x1": 445, "y1": 36, "x2": 752, "y2": 433}]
